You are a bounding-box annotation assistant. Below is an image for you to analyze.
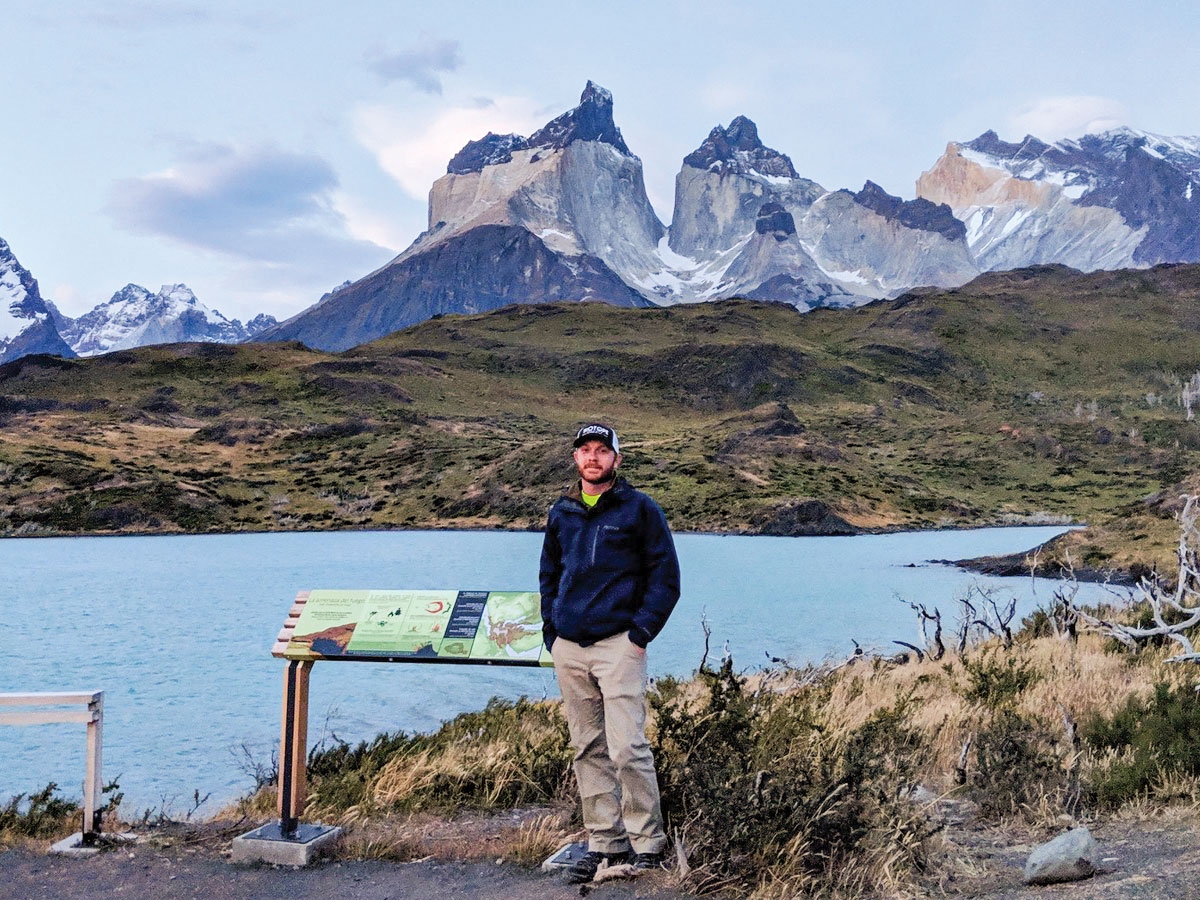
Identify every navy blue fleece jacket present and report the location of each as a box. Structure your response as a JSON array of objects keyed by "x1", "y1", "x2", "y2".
[{"x1": 539, "y1": 478, "x2": 681, "y2": 650}]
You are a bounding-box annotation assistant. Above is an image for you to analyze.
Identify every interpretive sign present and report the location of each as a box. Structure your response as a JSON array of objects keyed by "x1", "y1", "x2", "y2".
[
  {"x1": 278, "y1": 589, "x2": 552, "y2": 666},
  {"x1": 264, "y1": 587, "x2": 554, "y2": 850}
]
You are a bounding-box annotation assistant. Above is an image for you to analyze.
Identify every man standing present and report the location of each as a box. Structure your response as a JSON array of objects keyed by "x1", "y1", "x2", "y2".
[{"x1": 540, "y1": 423, "x2": 681, "y2": 883}]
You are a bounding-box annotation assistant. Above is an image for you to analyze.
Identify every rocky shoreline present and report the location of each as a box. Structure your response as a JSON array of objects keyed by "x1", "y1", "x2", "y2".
[{"x1": 948, "y1": 552, "x2": 1137, "y2": 585}]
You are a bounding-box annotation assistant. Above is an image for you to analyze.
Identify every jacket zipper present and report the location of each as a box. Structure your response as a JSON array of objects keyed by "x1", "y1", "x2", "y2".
[{"x1": 592, "y1": 523, "x2": 619, "y2": 566}]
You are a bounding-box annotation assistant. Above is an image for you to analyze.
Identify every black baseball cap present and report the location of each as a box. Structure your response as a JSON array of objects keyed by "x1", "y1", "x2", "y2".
[{"x1": 573, "y1": 423, "x2": 620, "y2": 453}]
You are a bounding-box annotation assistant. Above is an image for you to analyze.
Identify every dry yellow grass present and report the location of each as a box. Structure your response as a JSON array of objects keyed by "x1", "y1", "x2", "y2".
[
  {"x1": 807, "y1": 628, "x2": 1189, "y2": 804},
  {"x1": 368, "y1": 739, "x2": 554, "y2": 811},
  {"x1": 504, "y1": 812, "x2": 574, "y2": 866},
  {"x1": 666, "y1": 635, "x2": 1139, "y2": 785},
  {"x1": 646, "y1": 623, "x2": 1184, "y2": 815},
  {"x1": 200, "y1": 631, "x2": 1200, "y2": 900}
]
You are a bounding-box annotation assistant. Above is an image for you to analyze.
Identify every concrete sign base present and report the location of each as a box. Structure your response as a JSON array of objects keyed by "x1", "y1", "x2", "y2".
[{"x1": 231, "y1": 822, "x2": 343, "y2": 867}]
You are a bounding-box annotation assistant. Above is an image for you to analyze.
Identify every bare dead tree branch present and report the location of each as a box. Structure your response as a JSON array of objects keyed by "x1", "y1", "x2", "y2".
[
  {"x1": 954, "y1": 734, "x2": 973, "y2": 785},
  {"x1": 955, "y1": 593, "x2": 976, "y2": 654},
  {"x1": 1049, "y1": 583, "x2": 1079, "y2": 641},
  {"x1": 897, "y1": 596, "x2": 946, "y2": 660},
  {"x1": 824, "y1": 640, "x2": 867, "y2": 674},
  {"x1": 1070, "y1": 495, "x2": 1200, "y2": 665},
  {"x1": 956, "y1": 585, "x2": 1019, "y2": 649},
  {"x1": 1024, "y1": 545, "x2": 1077, "y2": 638},
  {"x1": 990, "y1": 595, "x2": 1017, "y2": 648}
]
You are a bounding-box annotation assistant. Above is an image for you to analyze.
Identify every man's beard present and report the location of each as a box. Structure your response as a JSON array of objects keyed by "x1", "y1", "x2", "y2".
[{"x1": 577, "y1": 461, "x2": 618, "y2": 485}]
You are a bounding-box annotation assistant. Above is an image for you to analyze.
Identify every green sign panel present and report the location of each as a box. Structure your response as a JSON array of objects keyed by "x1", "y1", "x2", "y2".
[{"x1": 284, "y1": 590, "x2": 552, "y2": 666}]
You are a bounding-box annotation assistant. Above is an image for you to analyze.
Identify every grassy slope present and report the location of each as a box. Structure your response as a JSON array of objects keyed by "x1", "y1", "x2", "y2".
[{"x1": 3, "y1": 264, "x2": 1200, "y2": 575}]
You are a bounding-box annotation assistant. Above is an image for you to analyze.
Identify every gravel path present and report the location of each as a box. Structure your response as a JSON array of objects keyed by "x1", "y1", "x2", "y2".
[
  {"x1": 0, "y1": 844, "x2": 692, "y2": 900},
  {"x1": 4, "y1": 813, "x2": 1200, "y2": 899}
]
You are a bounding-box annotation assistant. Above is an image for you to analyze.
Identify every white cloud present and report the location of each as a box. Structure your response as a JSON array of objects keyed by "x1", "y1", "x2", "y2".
[
  {"x1": 1009, "y1": 96, "x2": 1128, "y2": 142},
  {"x1": 106, "y1": 143, "x2": 392, "y2": 287},
  {"x1": 354, "y1": 96, "x2": 545, "y2": 199}
]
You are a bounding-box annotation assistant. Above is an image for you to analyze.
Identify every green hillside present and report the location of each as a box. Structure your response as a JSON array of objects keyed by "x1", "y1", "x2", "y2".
[{"x1": 4, "y1": 263, "x2": 1200, "y2": 577}]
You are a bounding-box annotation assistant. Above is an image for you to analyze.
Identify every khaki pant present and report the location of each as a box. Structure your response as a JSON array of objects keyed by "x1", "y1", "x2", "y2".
[{"x1": 551, "y1": 632, "x2": 666, "y2": 855}]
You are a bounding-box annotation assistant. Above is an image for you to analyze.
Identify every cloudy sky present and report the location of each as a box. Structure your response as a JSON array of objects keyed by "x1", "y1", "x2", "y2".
[{"x1": 4, "y1": 0, "x2": 1198, "y2": 323}]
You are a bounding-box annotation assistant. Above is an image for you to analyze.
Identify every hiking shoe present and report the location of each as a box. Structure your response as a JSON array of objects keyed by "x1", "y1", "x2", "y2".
[
  {"x1": 565, "y1": 850, "x2": 630, "y2": 884},
  {"x1": 632, "y1": 851, "x2": 666, "y2": 872}
]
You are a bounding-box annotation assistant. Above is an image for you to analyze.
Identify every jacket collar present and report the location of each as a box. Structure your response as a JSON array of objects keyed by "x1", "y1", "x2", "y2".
[{"x1": 564, "y1": 476, "x2": 629, "y2": 509}]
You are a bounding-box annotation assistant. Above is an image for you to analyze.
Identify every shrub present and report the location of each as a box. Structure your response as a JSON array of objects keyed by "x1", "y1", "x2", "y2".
[
  {"x1": 960, "y1": 647, "x2": 1041, "y2": 708},
  {"x1": 650, "y1": 658, "x2": 931, "y2": 896},
  {"x1": 305, "y1": 732, "x2": 412, "y2": 813},
  {"x1": 1082, "y1": 682, "x2": 1200, "y2": 807},
  {"x1": 0, "y1": 783, "x2": 80, "y2": 841},
  {"x1": 1019, "y1": 607, "x2": 1054, "y2": 640},
  {"x1": 968, "y1": 709, "x2": 1071, "y2": 819},
  {"x1": 305, "y1": 697, "x2": 572, "y2": 817}
]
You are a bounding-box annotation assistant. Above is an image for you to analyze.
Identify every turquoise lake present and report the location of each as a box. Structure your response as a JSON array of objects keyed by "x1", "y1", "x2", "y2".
[{"x1": 0, "y1": 527, "x2": 1124, "y2": 814}]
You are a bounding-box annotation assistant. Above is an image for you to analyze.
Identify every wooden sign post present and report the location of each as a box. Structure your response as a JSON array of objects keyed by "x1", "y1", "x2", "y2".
[{"x1": 278, "y1": 660, "x2": 312, "y2": 836}]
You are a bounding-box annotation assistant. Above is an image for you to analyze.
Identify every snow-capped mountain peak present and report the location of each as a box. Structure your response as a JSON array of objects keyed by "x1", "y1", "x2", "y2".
[
  {"x1": 0, "y1": 237, "x2": 75, "y2": 363},
  {"x1": 953, "y1": 127, "x2": 1200, "y2": 192},
  {"x1": 525, "y1": 80, "x2": 631, "y2": 156},
  {"x1": 59, "y1": 283, "x2": 276, "y2": 357},
  {"x1": 444, "y1": 82, "x2": 631, "y2": 179},
  {"x1": 159, "y1": 283, "x2": 199, "y2": 307},
  {"x1": 402, "y1": 80, "x2": 664, "y2": 298}
]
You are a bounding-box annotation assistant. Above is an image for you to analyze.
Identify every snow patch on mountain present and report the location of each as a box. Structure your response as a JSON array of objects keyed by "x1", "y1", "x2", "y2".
[
  {"x1": 1, "y1": 268, "x2": 29, "y2": 342},
  {"x1": 1, "y1": 242, "x2": 35, "y2": 344}
]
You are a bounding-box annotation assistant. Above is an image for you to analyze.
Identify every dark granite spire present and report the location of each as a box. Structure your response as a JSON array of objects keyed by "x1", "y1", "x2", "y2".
[{"x1": 683, "y1": 116, "x2": 798, "y2": 179}]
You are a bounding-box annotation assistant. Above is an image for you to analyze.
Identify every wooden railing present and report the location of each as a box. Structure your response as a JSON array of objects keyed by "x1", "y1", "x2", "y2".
[{"x1": 0, "y1": 691, "x2": 105, "y2": 844}]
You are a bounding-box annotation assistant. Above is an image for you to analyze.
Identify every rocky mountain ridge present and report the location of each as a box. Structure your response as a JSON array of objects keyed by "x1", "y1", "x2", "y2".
[
  {"x1": 263, "y1": 83, "x2": 991, "y2": 350},
  {"x1": 683, "y1": 115, "x2": 799, "y2": 179},
  {"x1": 271, "y1": 83, "x2": 1200, "y2": 353},
  {"x1": 916, "y1": 127, "x2": 1200, "y2": 272},
  {"x1": 0, "y1": 236, "x2": 276, "y2": 363},
  {"x1": 260, "y1": 81, "x2": 664, "y2": 351},
  {"x1": 11, "y1": 84, "x2": 1200, "y2": 361}
]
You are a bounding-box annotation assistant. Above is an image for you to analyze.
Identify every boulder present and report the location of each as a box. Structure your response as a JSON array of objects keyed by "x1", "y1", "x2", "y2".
[{"x1": 1023, "y1": 826, "x2": 1099, "y2": 885}]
